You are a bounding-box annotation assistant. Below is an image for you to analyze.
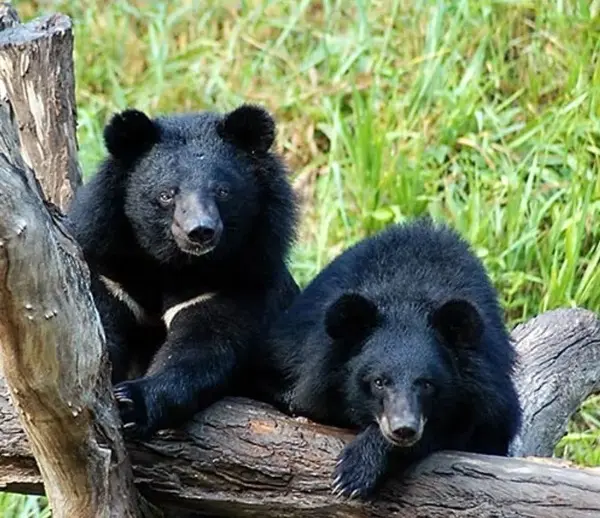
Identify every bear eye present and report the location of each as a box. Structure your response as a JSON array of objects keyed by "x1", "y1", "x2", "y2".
[
  {"x1": 215, "y1": 184, "x2": 230, "y2": 200},
  {"x1": 372, "y1": 377, "x2": 386, "y2": 390},
  {"x1": 158, "y1": 189, "x2": 175, "y2": 206},
  {"x1": 419, "y1": 379, "x2": 436, "y2": 394}
]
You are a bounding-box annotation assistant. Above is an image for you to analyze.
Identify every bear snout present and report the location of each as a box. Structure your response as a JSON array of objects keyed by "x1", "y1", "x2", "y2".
[
  {"x1": 172, "y1": 192, "x2": 223, "y2": 255},
  {"x1": 186, "y1": 219, "x2": 221, "y2": 245},
  {"x1": 379, "y1": 393, "x2": 425, "y2": 447},
  {"x1": 171, "y1": 217, "x2": 223, "y2": 256}
]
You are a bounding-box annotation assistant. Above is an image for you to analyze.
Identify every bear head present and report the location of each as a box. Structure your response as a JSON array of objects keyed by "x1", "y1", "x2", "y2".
[
  {"x1": 102, "y1": 104, "x2": 293, "y2": 266},
  {"x1": 324, "y1": 293, "x2": 484, "y2": 448}
]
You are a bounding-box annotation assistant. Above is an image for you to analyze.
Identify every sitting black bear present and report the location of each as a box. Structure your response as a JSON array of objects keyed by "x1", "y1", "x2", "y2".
[{"x1": 68, "y1": 104, "x2": 299, "y2": 438}]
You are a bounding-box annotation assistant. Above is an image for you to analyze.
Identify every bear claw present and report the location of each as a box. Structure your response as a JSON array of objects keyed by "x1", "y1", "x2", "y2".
[
  {"x1": 331, "y1": 439, "x2": 383, "y2": 500},
  {"x1": 331, "y1": 485, "x2": 344, "y2": 499},
  {"x1": 349, "y1": 489, "x2": 361, "y2": 500},
  {"x1": 112, "y1": 381, "x2": 150, "y2": 438},
  {"x1": 114, "y1": 393, "x2": 134, "y2": 406},
  {"x1": 113, "y1": 385, "x2": 133, "y2": 402}
]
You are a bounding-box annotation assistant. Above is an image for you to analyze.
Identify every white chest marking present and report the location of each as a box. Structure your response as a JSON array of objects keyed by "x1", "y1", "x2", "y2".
[
  {"x1": 99, "y1": 275, "x2": 149, "y2": 324},
  {"x1": 163, "y1": 293, "x2": 216, "y2": 329}
]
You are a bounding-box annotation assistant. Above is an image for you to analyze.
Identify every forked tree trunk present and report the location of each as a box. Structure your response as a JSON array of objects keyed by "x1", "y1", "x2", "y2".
[
  {"x1": 0, "y1": 4, "x2": 599, "y2": 518},
  {"x1": 0, "y1": 5, "x2": 155, "y2": 518}
]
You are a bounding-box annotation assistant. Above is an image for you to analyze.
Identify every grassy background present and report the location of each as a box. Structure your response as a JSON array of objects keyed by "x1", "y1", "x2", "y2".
[{"x1": 5, "y1": 0, "x2": 600, "y2": 514}]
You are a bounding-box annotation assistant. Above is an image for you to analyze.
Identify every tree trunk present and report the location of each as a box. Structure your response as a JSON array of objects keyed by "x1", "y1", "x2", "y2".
[
  {"x1": 0, "y1": 4, "x2": 599, "y2": 518},
  {"x1": 0, "y1": 6, "x2": 155, "y2": 518}
]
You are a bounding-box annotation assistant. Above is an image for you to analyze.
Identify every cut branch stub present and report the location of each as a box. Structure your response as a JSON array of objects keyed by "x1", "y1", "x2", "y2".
[
  {"x1": 0, "y1": 9, "x2": 82, "y2": 210},
  {"x1": 510, "y1": 307, "x2": 600, "y2": 457}
]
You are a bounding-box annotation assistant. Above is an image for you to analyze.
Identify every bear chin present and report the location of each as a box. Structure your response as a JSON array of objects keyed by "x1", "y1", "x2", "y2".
[{"x1": 174, "y1": 237, "x2": 218, "y2": 257}]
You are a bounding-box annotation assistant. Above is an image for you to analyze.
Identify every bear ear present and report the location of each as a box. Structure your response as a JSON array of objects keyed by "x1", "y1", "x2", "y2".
[
  {"x1": 217, "y1": 104, "x2": 275, "y2": 154},
  {"x1": 103, "y1": 109, "x2": 160, "y2": 163},
  {"x1": 325, "y1": 293, "x2": 379, "y2": 345},
  {"x1": 430, "y1": 299, "x2": 483, "y2": 350}
]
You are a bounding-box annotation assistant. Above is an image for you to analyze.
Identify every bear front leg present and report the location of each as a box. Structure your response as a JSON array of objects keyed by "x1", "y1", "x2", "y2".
[
  {"x1": 113, "y1": 301, "x2": 246, "y2": 438},
  {"x1": 332, "y1": 424, "x2": 436, "y2": 500},
  {"x1": 332, "y1": 423, "x2": 394, "y2": 500},
  {"x1": 113, "y1": 343, "x2": 237, "y2": 438}
]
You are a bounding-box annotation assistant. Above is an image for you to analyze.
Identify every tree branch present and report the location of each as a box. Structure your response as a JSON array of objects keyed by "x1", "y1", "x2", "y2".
[
  {"x1": 0, "y1": 154, "x2": 146, "y2": 517},
  {"x1": 510, "y1": 308, "x2": 600, "y2": 457},
  {"x1": 0, "y1": 383, "x2": 598, "y2": 517}
]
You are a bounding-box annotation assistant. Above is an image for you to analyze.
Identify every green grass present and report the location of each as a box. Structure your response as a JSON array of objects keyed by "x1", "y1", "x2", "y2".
[
  {"x1": 0, "y1": 493, "x2": 49, "y2": 518},
  {"x1": 5, "y1": 0, "x2": 600, "y2": 514}
]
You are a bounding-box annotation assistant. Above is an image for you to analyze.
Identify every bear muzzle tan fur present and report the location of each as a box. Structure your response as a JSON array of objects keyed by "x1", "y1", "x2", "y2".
[
  {"x1": 379, "y1": 390, "x2": 425, "y2": 448},
  {"x1": 172, "y1": 191, "x2": 223, "y2": 255}
]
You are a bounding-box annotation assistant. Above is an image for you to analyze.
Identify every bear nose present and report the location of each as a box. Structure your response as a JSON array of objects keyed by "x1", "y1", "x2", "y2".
[
  {"x1": 391, "y1": 425, "x2": 418, "y2": 442},
  {"x1": 187, "y1": 224, "x2": 216, "y2": 244}
]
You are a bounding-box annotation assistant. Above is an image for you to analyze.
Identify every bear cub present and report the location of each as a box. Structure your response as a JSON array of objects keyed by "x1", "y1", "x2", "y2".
[
  {"x1": 68, "y1": 104, "x2": 299, "y2": 438},
  {"x1": 256, "y1": 218, "x2": 522, "y2": 499}
]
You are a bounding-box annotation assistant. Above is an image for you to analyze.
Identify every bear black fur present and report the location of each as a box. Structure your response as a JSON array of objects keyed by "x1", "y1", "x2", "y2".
[
  {"x1": 255, "y1": 218, "x2": 521, "y2": 499},
  {"x1": 67, "y1": 104, "x2": 299, "y2": 438}
]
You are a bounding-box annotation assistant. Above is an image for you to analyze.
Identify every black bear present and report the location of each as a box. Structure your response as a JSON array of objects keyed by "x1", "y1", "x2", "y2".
[
  {"x1": 67, "y1": 104, "x2": 299, "y2": 438},
  {"x1": 256, "y1": 218, "x2": 521, "y2": 499}
]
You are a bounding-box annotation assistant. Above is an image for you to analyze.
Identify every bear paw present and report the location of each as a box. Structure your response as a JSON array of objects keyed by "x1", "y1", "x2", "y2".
[
  {"x1": 331, "y1": 441, "x2": 383, "y2": 500},
  {"x1": 113, "y1": 381, "x2": 150, "y2": 439}
]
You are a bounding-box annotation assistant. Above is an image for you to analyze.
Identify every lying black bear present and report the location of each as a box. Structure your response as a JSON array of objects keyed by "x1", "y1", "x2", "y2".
[
  {"x1": 68, "y1": 104, "x2": 299, "y2": 438},
  {"x1": 256, "y1": 218, "x2": 522, "y2": 499}
]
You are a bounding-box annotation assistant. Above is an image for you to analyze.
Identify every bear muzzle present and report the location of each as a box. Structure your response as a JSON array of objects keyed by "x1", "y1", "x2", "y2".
[
  {"x1": 378, "y1": 393, "x2": 425, "y2": 448},
  {"x1": 171, "y1": 220, "x2": 223, "y2": 256},
  {"x1": 172, "y1": 193, "x2": 223, "y2": 256}
]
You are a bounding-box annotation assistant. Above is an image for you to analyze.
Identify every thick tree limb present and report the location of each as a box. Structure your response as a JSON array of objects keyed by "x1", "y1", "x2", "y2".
[
  {"x1": 0, "y1": 386, "x2": 599, "y2": 517},
  {"x1": 510, "y1": 308, "x2": 600, "y2": 457},
  {"x1": 0, "y1": 155, "x2": 147, "y2": 518}
]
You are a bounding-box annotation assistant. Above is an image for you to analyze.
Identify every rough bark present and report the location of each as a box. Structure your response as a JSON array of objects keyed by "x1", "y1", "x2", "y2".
[
  {"x1": 0, "y1": 156, "x2": 148, "y2": 518},
  {"x1": 0, "y1": 6, "x2": 154, "y2": 518},
  {"x1": 0, "y1": 5, "x2": 82, "y2": 210},
  {"x1": 510, "y1": 308, "x2": 600, "y2": 457}
]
